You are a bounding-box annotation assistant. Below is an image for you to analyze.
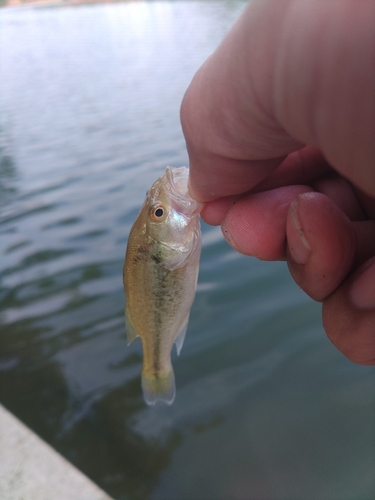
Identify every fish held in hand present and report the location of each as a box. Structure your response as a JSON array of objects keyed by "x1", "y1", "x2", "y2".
[{"x1": 123, "y1": 166, "x2": 203, "y2": 406}]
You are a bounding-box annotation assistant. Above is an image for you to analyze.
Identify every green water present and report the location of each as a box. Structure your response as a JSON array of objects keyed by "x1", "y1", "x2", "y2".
[{"x1": 0, "y1": 2, "x2": 374, "y2": 499}]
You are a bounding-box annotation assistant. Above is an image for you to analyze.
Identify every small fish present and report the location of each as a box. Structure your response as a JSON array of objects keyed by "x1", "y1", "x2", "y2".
[{"x1": 123, "y1": 166, "x2": 203, "y2": 405}]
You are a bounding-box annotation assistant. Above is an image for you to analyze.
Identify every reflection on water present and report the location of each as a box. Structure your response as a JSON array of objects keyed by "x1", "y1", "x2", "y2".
[{"x1": 1, "y1": 2, "x2": 374, "y2": 500}]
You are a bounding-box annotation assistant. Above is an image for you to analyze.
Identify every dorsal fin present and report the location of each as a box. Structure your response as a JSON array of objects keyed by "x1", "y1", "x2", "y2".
[{"x1": 125, "y1": 307, "x2": 139, "y2": 345}]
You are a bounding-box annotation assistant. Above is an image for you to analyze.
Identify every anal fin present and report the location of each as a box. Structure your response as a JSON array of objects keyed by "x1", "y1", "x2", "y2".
[{"x1": 174, "y1": 315, "x2": 189, "y2": 356}]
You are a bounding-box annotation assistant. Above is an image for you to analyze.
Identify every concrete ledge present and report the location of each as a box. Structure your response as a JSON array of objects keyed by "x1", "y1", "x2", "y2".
[{"x1": 0, "y1": 404, "x2": 113, "y2": 500}]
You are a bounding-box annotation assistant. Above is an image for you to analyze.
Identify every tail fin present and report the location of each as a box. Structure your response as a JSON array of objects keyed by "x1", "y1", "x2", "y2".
[{"x1": 141, "y1": 369, "x2": 176, "y2": 406}]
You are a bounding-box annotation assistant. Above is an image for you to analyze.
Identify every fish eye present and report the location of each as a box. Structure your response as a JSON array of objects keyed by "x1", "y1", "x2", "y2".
[{"x1": 149, "y1": 204, "x2": 167, "y2": 222}]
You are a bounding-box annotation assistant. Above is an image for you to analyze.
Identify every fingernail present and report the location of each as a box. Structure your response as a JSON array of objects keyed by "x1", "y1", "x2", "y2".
[
  {"x1": 287, "y1": 201, "x2": 311, "y2": 264},
  {"x1": 350, "y1": 260, "x2": 375, "y2": 311}
]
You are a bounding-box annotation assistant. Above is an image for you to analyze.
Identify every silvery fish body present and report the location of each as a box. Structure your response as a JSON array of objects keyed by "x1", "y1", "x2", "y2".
[{"x1": 123, "y1": 166, "x2": 203, "y2": 405}]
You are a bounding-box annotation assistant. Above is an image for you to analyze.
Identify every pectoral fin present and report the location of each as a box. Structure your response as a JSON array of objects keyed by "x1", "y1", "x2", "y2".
[
  {"x1": 125, "y1": 308, "x2": 139, "y2": 345},
  {"x1": 174, "y1": 315, "x2": 189, "y2": 356}
]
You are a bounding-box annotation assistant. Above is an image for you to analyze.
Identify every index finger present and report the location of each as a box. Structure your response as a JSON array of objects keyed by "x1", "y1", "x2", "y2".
[{"x1": 181, "y1": 0, "x2": 375, "y2": 201}]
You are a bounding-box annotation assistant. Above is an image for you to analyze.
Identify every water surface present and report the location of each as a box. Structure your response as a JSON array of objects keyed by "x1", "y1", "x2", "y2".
[{"x1": 1, "y1": 2, "x2": 374, "y2": 499}]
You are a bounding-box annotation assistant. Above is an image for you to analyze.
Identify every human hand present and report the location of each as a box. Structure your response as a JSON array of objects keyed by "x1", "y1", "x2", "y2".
[{"x1": 180, "y1": 0, "x2": 375, "y2": 364}]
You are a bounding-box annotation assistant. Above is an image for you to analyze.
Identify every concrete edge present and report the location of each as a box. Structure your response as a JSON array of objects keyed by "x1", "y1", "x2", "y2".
[{"x1": 0, "y1": 404, "x2": 114, "y2": 500}]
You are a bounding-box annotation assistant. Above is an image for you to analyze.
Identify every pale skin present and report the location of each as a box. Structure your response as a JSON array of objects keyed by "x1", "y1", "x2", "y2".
[{"x1": 180, "y1": 0, "x2": 375, "y2": 365}]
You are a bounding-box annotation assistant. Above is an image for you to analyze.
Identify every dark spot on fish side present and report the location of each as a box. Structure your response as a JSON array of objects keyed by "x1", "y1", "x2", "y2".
[
  {"x1": 150, "y1": 264, "x2": 184, "y2": 373},
  {"x1": 131, "y1": 246, "x2": 149, "y2": 264},
  {"x1": 151, "y1": 253, "x2": 163, "y2": 264}
]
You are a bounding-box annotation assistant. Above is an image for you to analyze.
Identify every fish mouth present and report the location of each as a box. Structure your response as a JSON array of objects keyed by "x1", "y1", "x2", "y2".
[{"x1": 165, "y1": 166, "x2": 203, "y2": 216}]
